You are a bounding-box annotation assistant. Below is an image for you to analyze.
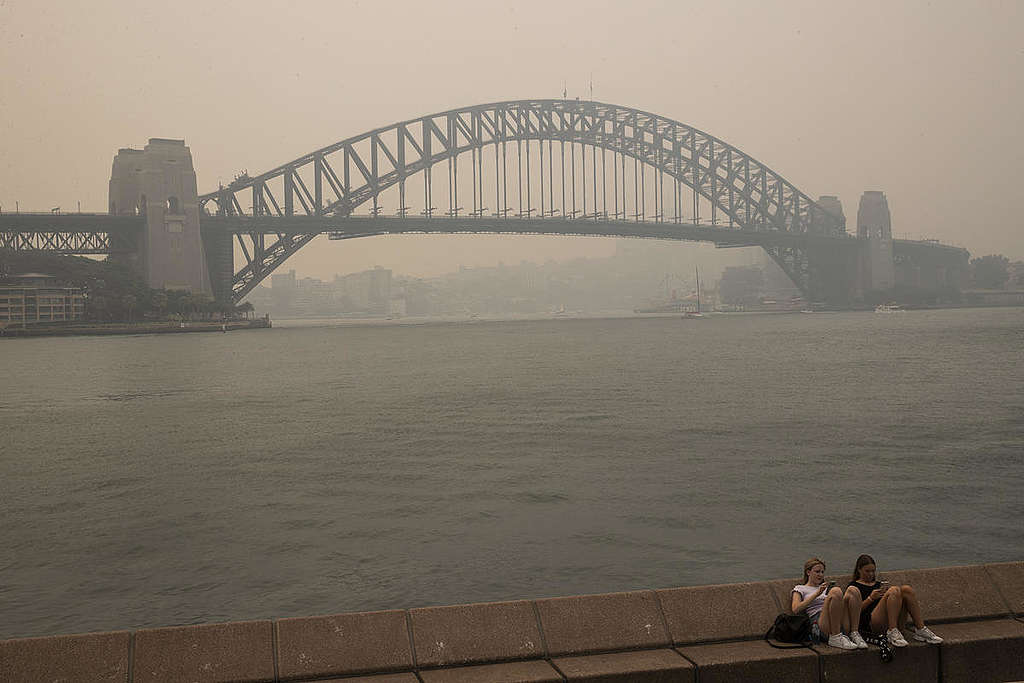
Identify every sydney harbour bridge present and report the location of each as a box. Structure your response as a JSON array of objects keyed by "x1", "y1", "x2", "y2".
[{"x1": 0, "y1": 99, "x2": 967, "y2": 305}]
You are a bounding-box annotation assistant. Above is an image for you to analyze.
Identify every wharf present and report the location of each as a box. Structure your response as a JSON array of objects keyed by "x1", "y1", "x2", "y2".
[
  {"x1": 1, "y1": 560, "x2": 1021, "y2": 681},
  {"x1": 0, "y1": 317, "x2": 271, "y2": 338}
]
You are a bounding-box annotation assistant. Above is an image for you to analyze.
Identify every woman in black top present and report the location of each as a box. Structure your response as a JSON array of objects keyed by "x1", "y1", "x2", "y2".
[{"x1": 847, "y1": 554, "x2": 943, "y2": 646}]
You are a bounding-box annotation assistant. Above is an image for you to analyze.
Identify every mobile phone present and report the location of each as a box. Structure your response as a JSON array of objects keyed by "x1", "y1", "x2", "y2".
[{"x1": 826, "y1": 581, "x2": 836, "y2": 590}]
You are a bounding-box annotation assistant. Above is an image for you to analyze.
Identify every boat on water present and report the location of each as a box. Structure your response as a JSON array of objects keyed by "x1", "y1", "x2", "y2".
[
  {"x1": 875, "y1": 303, "x2": 906, "y2": 313},
  {"x1": 682, "y1": 268, "x2": 705, "y2": 319}
]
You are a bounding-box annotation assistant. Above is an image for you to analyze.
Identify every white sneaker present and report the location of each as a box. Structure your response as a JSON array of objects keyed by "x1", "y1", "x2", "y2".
[
  {"x1": 886, "y1": 627, "x2": 909, "y2": 647},
  {"x1": 828, "y1": 633, "x2": 858, "y2": 650},
  {"x1": 909, "y1": 625, "x2": 943, "y2": 644},
  {"x1": 849, "y1": 631, "x2": 869, "y2": 649}
]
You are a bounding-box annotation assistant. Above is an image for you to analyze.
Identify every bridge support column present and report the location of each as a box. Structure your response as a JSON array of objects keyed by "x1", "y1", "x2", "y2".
[
  {"x1": 805, "y1": 241, "x2": 859, "y2": 305},
  {"x1": 109, "y1": 139, "x2": 210, "y2": 295},
  {"x1": 201, "y1": 226, "x2": 233, "y2": 303},
  {"x1": 855, "y1": 191, "x2": 895, "y2": 295}
]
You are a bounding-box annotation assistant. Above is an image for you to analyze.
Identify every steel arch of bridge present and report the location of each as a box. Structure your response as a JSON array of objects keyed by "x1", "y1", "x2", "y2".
[{"x1": 200, "y1": 99, "x2": 847, "y2": 302}]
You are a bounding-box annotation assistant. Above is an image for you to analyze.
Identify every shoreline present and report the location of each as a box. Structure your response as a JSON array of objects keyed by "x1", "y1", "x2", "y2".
[
  {"x1": 1, "y1": 560, "x2": 1020, "y2": 681},
  {"x1": 0, "y1": 317, "x2": 271, "y2": 338}
]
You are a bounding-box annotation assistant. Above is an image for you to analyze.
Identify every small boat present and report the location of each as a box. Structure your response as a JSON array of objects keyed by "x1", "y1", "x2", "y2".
[
  {"x1": 874, "y1": 303, "x2": 906, "y2": 313},
  {"x1": 683, "y1": 268, "x2": 705, "y2": 319}
]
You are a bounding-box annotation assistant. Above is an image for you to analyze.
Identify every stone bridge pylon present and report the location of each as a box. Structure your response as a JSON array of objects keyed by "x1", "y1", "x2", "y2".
[{"x1": 108, "y1": 138, "x2": 213, "y2": 295}]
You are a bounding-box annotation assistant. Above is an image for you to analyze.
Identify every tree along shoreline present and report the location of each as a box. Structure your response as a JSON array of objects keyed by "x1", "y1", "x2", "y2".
[
  {"x1": 0, "y1": 250, "x2": 255, "y2": 322},
  {"x1": 0, "y1": 317, "x2": 270, "y2": 338}
]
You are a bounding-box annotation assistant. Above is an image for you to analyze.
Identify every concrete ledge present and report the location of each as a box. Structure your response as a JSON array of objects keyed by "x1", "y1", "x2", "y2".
[
  {"x1": 552, "y1": 648, "x2": 694, "y2": 682},
  {"x1": 276, "y1": 609, "x2": 412, "y2": 680},
  {"x1": 3, "y1": 560, "x2": 1021, "y2": 682},
  {"x1": 883, "y1": 564, "x2": 1011, "y2": 622},
  {"x1": 313, "y1": 675, "x2": 420, "y2": 683},
  {"x1": 935, "y1": 618, "x2": 1024, "y2": 682},
  {"x1": 675, "y1": 640, "x2": 818, "y2": 683},
  {"x1": 811, "y1": 638, "x2": 937, "y2": 683},
  {"x1": 410, "y1": 599, "x2": 545, "y2": 667},
  {"x1": 419, "y1": 659, "x2": 562, "y2": 682},
  {"x1": 657, "y1": 581, "x2": 779, "y2": 644},
  {"x1": 0, "y1": 630, "x2": 130, "y2": 682},
  {"x1": 534, "y1": 590, "x2": 669, "y2": 656},
  {"x1": 133, "y1": 620, "x2": 275, "y2": 682},
  {"x1": 984, "y1": 561, "x2": 1024, "y2": 615}
]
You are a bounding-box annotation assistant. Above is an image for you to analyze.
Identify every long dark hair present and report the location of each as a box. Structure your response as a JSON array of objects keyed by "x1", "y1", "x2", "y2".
[{"x1": 852, "y1": 554, "x2": 875, "y2": 582}]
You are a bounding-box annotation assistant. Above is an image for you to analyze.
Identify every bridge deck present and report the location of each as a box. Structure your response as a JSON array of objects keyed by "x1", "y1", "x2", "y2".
[{"x1": 201, "y1": 214, "x2": 852, "y2": 249}]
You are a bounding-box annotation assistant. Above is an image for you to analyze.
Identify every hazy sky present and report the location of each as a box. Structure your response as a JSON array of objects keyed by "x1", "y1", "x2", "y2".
[{"x1": 2, "y1": 0, "x2": 1021, "y2": 278}]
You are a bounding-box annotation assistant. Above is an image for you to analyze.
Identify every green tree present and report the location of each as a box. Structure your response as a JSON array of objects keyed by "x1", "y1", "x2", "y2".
[
  {"x1": 192, "y1": 293, "x2": 214, "y2": 319},
  {"x1": 970, "y1": 254, "x2": 1010, "y2": 289},
  {"x1": 151, "y1": 291, "x2": 168, "y2": 318},
  {"x1": 122, "y1": 294, "x2": 138, "y2": 323}
]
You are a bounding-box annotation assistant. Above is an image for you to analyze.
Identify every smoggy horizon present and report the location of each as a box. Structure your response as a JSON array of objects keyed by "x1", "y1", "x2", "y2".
[{"x1": 2, "y1": 0, "x2": 1021, "y2": 279}]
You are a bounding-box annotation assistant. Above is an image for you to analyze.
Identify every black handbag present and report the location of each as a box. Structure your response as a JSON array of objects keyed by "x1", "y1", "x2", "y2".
[{"x1": 764, "y1": 612, "x2": 812, "y2": 649}]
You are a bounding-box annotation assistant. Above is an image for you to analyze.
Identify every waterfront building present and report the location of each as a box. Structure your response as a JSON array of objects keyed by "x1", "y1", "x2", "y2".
[{"x1": 0, "y1": 273, "x2": 85, "y2": 325}]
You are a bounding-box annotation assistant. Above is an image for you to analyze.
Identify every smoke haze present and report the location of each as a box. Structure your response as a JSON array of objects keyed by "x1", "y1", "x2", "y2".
[{"x1": 1, "y1": 0, "x2": 1021, "y2": 278}]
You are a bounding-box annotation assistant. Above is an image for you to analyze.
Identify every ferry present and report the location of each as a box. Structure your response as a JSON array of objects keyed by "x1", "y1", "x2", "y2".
[{"x1": 874, "y1": 303, "x2": 906, "y2": 313}]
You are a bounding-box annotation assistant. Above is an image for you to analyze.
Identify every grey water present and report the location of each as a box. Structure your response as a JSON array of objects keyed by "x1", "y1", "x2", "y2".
[{"x1": 1, "y1": 308, "x2": 1022, "y2": 639}]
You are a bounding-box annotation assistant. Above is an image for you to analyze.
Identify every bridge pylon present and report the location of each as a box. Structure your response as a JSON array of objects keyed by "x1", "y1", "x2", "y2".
[{"x1": 109, "y1": 139, "x2": 212, "y2": 296}]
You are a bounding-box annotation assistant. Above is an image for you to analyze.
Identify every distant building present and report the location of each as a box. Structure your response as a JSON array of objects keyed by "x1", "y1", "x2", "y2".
[
  {"x1": 336, "y1": 267, "x2": 392, "y2": 314},
  {"x1": 0, "y1": 273, "x2": 85, "y2": 325}
]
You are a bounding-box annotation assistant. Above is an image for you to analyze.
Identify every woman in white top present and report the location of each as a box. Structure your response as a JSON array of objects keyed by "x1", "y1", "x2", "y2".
[{"x1": 791, "y1": 557, "x2": 868, "y2": 650}]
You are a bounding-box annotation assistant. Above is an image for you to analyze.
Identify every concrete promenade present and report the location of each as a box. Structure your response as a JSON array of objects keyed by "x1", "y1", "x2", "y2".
[{"x1": 1, "y1": 561, "x2": 1022, "y2": 682}]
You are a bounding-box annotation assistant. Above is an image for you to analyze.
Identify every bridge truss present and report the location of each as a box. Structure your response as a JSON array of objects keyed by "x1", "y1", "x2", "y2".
[
  {"x1": 0, "y1": 214, "x2": 141, "y2": 254},
  {"x1": 199, "y1": 100, "x2": 847, "y2": 303}
]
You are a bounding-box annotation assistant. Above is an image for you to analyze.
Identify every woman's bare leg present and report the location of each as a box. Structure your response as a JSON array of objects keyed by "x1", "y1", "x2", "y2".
[
  {"x1": 844, "y1": 587, "x2": 863, "y2": 633},
  {"x1": 900, "y1": 584, "x2": 925, "y2": 629},
  {"x1": 820, "y1": 592, "x2": 835, "y2": 636},
  {"x1": 870, "y1": 587, "x2": 903, "y2": 632},
  {"x1": 823, "y1": 587, "x2": 845, "y2": 634}
]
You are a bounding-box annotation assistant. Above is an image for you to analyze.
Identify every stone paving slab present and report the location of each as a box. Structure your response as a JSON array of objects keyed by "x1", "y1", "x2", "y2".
[
  {"x1": 310, "y1": 675, "x2": 420, "y2": 683},
  {"x1": 934, "y1": 618, "x2": 1024, "y2": 683},
  {"x1": 276, "y1": 609, "x2": 412, "y2": 680},
  {"x1": 535, "y1": 589, "x2": 669, "y2": 656},
  {"x1": 552, "y1": 648, "x2": 694, "y2": 682},
  {"x1": 133, "y1": 619, "x2": 275, "y2": 683},
  {"x1": 810, "y1": 636, "x2": 937, "y2": 683},
  {"x1": 675, "y1": 639, "x2": 817, "y2": 683},
  {"x1": 0, "y1": 630, "x2": 130, "y2": 683},
  {"x1": 657, "y1": 581, "x2": 779, "y2": 644},
  {"x1": 410, "y1": 599, "x2": 544, "y2": 667},
  {"x1": 985, "y1": 561, "x2": 1024, "y2": 615},
  {"x1": 892, "y1": 565, "x2": 1010, "y2": 622},
  {"x1": 418, "y1": 659, "x2": 563, "y2": 682}
]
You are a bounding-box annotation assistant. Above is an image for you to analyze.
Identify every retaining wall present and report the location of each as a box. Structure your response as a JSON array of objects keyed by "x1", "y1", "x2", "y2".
[{"x1": 2, "y1": 561, "x2": 1022, "y2": 682}]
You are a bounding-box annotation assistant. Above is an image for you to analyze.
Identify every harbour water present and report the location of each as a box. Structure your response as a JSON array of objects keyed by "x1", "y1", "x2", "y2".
[{"x1": 1, "y1": 308, "x2": 1022, "y2": 639}]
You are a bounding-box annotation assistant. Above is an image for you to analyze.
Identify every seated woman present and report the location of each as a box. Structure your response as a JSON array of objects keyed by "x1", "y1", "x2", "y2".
[
  {"x1": 847, "y1": 554, "x2": 943, "y2": 646},
  {"x1": 792, "y1": 557, "x2": 867, "y2": 649}
]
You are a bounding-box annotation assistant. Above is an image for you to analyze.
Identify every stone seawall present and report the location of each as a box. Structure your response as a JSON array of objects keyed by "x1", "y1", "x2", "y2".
[
  {"x1": 2, "y1": 561, "x2": 1022, "y2": 682},
  {"x1": 0, "y1": 317, "x2": 271, "y2": 338}
]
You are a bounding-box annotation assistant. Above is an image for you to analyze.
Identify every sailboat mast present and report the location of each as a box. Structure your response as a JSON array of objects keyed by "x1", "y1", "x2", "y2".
[{"x1": 695, "y1": 267, "x2": 700, "y2": 314}]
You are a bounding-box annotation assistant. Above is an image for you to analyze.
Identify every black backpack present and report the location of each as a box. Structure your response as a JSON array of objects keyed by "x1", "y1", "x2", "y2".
[{"x1": 764, "y1": 613, "x2": 813, "y2": 649}]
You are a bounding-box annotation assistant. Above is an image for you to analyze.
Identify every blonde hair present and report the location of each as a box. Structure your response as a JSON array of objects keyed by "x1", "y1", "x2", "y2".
[{"x1": 803, "y1": 557, "x2": 825, "y2": 584}]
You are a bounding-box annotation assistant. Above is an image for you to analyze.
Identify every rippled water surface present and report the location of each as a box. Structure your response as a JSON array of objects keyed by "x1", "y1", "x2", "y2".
[{"x1": 2, "y1": 308, "x2": 1022, "y2": 638}]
